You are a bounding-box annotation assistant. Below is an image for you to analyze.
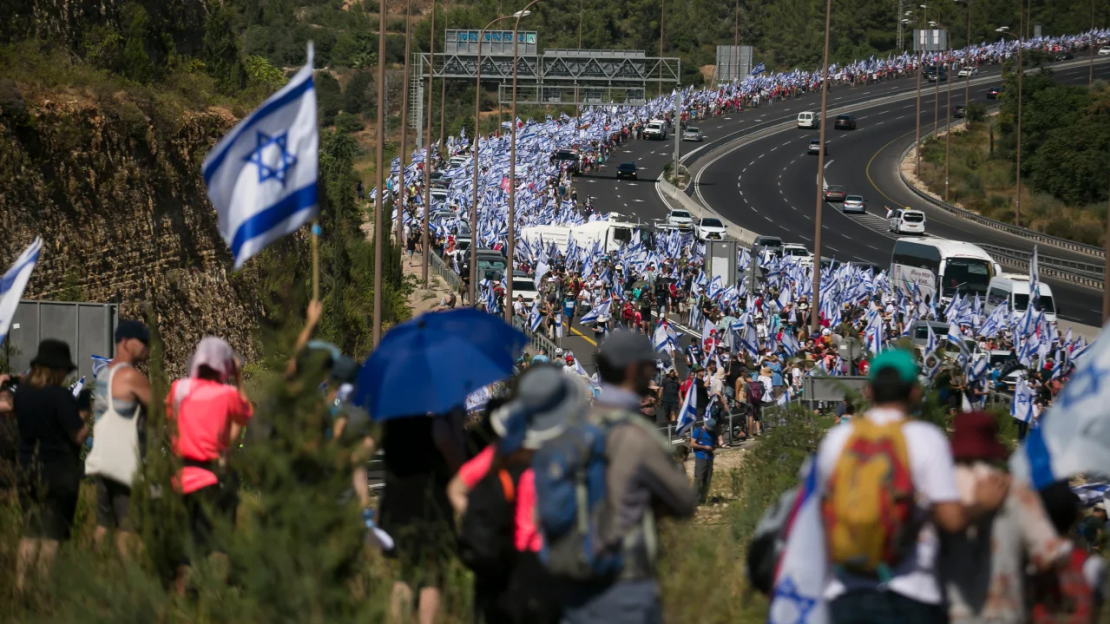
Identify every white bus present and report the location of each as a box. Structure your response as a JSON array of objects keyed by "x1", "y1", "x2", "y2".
[{"x1": 890, "y1": 237, "x2": 1001, "y2": 302}]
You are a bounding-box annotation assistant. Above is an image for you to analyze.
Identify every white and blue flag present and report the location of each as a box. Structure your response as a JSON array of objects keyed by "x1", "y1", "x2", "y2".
[
  {"x1": 676, "y1": 380, "x2": 698, "y2": 434},
  {"x1": 1010, "y1": 375, "x2": 1034, "y2": 424},
  {"x1": 0, "y1": 237, "x2": 43, "y2": 347},
  {"x1": 750, "y1": 62, "x2": 767, "y2": 76},
  {"x1": 203, "y1": 44, "x2": 319, "y2": 269},
  {"x1": 91, "y1": 354, "x2": 112, "y2": 378}
]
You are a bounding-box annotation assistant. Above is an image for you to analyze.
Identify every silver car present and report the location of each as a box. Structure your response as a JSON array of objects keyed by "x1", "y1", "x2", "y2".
[
  {"x1": 682, "y1": 127, "x2": 703, "y2": 142},
  {"x1": 842, "y1": 195, "x2": 866, "y2": 214}
]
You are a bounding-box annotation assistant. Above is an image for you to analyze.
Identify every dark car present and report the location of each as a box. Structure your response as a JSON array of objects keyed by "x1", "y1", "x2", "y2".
[
  {"x1": 824, "y1": 185, "x2": 847, "y2": 202},
  {"x1": 925, "y1": 67, "x2": 948, "y2": 82},
  {"x1": 616, "y1": 162, "x2": 638, "y2": 180},
  {"x1": 952, "y1": 105, "x2": 967, "y2": 118},
  {"x1": 1055, "y1": 51, "x2": 1074, "y2": 61},
  {"x1": 834, "y1": 114, "x2": 857, "y2": 130},
  {"x1": 986, "y1": 86, "x2": 1004, "y2": 99}
]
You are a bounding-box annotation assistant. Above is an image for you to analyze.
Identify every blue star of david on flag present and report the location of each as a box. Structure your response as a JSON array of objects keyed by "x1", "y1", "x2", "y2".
[
  {"x1": 769, "y1": 576, "x2": 818, "y2": 624},
  {"x1": 244, "y1": 131, "x2": 298, "y2": 186}
]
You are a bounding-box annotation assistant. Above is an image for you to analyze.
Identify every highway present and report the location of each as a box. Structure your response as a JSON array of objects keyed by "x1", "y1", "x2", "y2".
[
  {"x1": 550, "y1": 56, "x2": 1109, "y2": 361},
  {"x1": 696, "y1": 60, "x2": 1110, "y2": 326}
]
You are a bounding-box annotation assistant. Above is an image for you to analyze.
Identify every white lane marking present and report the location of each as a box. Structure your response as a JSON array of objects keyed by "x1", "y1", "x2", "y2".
[
  {"x1": 826, "y1": 245, "x2": 841, "y2": 252},
  {"x1": 771, "y1": 146, "x2": 778, "y2": 152},
  {"x1": 739, "y1": 190, "x2": 744, "y2": 196},
  {"x1": 824, "y1": 159, "x2": 834, "y2": 169},
  {"x1": 798, "y1": 235, "x2": 812, "y2": 241},
  {"x1": 742, "y1": 167, "x2": 747, "y2": 173},
  {"x1": 803, "y1": 214, "x2": 812, "y2": 220},
  {"x1": 903, "y1": 104, "x2": 914, "y2": 109},
  {"x1": 867, "y1": 244, "x2": 879, "y2": 250},
  {"x1": 764, "y1": 216, "x2": 773, "y2": 222}
]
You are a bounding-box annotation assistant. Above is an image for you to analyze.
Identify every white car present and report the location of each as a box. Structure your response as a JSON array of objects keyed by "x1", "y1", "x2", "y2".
[
  {"x1": 694, "y1": 217, "x2": 727, "y2": 241},
  {"x1": 447, "y1": 156, "x2": 468, "y2": 169},
  {"x1": 1099, "y1": 46, "x2": 1110, "y2": 56},
  {"x1": 667, "y1": 208, "x2": 694, "y2": 229},
  {"x1": 889, "y1": 208, "x2": 926, "y2": 234},
  {"x1": 782, "y1": 243, "x2": 814, "y2": 266},
  {"x1": 511, "y1": 272, "x2": 539, "y2": 305},
  {"x1": 957, "y1": 66, "x2": 979, "y2": 77},
  {"x1": 643, "y1": 119, "x2": 668, "y2": 140},
  {"x1": 842, "y1": 195, "x2": 866, "y2": 214},
  {"x1": 797, "y1": 111, "x2": 821, "y2": 129}
]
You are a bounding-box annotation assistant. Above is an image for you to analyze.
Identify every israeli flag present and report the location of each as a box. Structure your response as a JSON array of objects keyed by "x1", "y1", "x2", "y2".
[
  {"x1": 768, "y1": 458, "x2": 828, "y2": 624},
  {"x1": 71, "y1": 376, "x2": 85, "y2": 398},
  {"x1": 750, "y1": 62, "x2": 767, "y2": 76},
  {"x1": 925, "y1": 322, "x2": 938, "y2": 356},
  {"x1": 0, "y1": 237, "x2": 43, "y2": 347},
  {"x1": 580, "y1": 299, "x2": 611, "y2": 325},
  {"x1": 1010, "y1": 375, "x2": 1034, "y2": 424},
  {"x1": 529, "y1": 300, "x2": 542, "y2": 332},
  {"x1": 91, "y1": 354, "x2": 112, "y2": 378},
  {"x1": 676, "y1": 380, "x2": 698, "y2": 435},
  {"x1": 1011, "y1": 319, "x2": 1110, "y2": 490},
  {"x1": 203, "y1": 44, "x2": 319, "y2": 269}
]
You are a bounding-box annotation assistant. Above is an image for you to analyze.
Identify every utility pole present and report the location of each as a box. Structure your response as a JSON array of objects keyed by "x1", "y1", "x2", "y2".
[
  {"x1": 1090, "y1": 0, "x2": 1096, "y2": 86},
  {"x1": 810, "y1": 0, "x2": 833, "y2": 332},
  {"x1": 578, "y1": 0, "x2": 584, "y2": 49},
  {"x1": 734, "y1": 0, "x2": 740, "y2": 82},
  {"x1": 1104, "y1": 168, "x2": 1110, "y2": 324},
  {"x1": 372, "y1": 0, "x2": 387, "y2": 344},
  {"x1": 945, "y1": 39, "x2": 953, "y2": 201},
  {"x1": 897, "y1": 0, "x2": 906, "y2": 50},
  {"x1": 672, "y1": 90, "x2": 681, "y2": 182},
  {"x1": 915, "y1": 6, "x2": 926, "y2": 178},
  {"x1": 421, "y1": 0, "x2": 437, "y2": 286}
]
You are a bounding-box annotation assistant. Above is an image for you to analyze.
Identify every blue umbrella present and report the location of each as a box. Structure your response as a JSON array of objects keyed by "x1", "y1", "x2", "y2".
[{"x1": 354, "y1": 308, "x2": 528, "y2": 421}]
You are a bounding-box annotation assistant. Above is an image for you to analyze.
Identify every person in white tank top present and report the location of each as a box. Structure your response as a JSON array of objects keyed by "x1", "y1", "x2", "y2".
[{"x1": 85, "y1": 320, "x2": 151, "y2": 561}]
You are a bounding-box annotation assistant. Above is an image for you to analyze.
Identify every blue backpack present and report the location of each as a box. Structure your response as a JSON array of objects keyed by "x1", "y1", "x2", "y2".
[{"x1": 532, "y1": 411, "x2": 626, "y2": 581}]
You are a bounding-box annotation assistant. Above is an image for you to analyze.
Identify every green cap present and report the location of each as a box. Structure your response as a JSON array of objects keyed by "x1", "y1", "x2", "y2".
[{"x1": 868, "y1": 349, "x2": 919, "y2": 385}]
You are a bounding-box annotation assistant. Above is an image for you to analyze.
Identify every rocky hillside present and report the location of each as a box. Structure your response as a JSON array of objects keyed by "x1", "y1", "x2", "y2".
[{"x1": 0, "y1": 78, "x2": 265, "y2": 373}]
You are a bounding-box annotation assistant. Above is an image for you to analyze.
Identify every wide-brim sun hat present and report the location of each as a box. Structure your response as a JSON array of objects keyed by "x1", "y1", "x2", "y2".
[
  {"x1": 491, "y1": 365, "x2": 588, "y2": 450},
  {"x1": 30, "y1": 339, "x2": 77, "y2": 372}
]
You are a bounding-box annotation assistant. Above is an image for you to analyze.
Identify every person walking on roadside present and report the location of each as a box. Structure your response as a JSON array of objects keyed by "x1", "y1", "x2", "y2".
[
  {"x1": 691, "y1": 418, "x2": 716, "y2": 505},
  {"x1": 167, "y1": 337, "x2": 253, "y2": 596},
  {"x1": 658, "y1": 368, "x2": 681, "y2": 425},
  {"x1": 817, "y1": 349, "x2": 1009, "y2": 624},
  {"x1": 14, "y1": 340, "x2": 87, "y2": 592},
  {"x1": 85, "y1": 320, "x2": 151, "y2": 562},
  {"x1": 559, "y1": 331, "x2": 696, "y2": 624}
]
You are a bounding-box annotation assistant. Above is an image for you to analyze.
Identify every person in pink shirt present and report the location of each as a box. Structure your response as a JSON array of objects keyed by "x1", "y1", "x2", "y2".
[
  {"x1": 448, "y1": 365, "x2": 588, "y2": 624},
  {"x1": 165, "y1": 337, "x2": 252, "y2": 596}
]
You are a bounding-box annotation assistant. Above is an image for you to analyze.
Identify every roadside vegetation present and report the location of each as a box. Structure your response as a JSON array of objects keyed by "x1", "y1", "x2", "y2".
[{"x1": 917, "y1": 67, "x2": 1110, "y2": 246}]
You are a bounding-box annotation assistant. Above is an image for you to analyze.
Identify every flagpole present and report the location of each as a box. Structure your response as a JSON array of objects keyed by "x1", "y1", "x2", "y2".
[
  {"x1": 372, "y1": 0, "x2": 387, "y2": 344},
  {"x1": 311, "y1": 221, "x2": 320, "y2": 302},
  {"x1": 809, "y1": 0, "x2": 832, "y2": 333}
]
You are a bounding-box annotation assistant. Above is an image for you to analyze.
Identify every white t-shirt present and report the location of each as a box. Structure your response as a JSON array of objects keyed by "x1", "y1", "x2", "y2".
[
  {"x1": 513, "y1": 300, "x2": 525, "y2": 316},
  {"x1": 815, "y1": 407, "x2": 960, "y2": 605}
]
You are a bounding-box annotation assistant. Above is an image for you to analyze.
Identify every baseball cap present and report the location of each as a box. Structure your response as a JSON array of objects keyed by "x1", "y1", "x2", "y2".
[
  {"x1": 115, "y1": 320, "x2": 150, "y2": 345},
  {"x1": 868, "y1": 349, "x2": 919, "y2": 385}
]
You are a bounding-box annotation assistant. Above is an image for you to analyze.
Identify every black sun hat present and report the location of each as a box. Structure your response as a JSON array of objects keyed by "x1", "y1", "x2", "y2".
[{"x1": 31, "y1": 339, "x2": 77, "y2": 372}]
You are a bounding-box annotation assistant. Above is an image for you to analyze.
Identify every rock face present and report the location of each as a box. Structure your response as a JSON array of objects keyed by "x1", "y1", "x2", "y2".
[{"x1": 0, "y1": 84, "x2": 264, "y2": 375}]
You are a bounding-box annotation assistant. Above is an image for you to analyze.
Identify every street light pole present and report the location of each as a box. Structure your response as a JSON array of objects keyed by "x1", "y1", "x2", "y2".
[
  {"x1": 997, "y1": 25, "x2": 1024, "y2": 227},
  {"x1": 961, "y1": 0, "x2": 971, "y2": 106},
  {"x1": 930, "y1": 21, "x2": 941, "y2": 136},
  {"x1": 372, "y1": 0, "x2": 388, "y2": 344},
  {"x1": 421, "y1": 0, "x2": 437, "y2": 286},
  {"x1": 810, "y1": 0, "x2": 833, "y2": 333},
  {"x1": 1090, "y1": 0, "x2": 1096, "y2": 86},
  {"x1": 945, "y1": 39, "x2": 954, "y2": 201},
  {"x1": 915, "y1": 5, "x2": 928, "y2": 178},
  {"x1": 471, "y1": 15, "x2": 514, "y2": 306},
  {"x1": 506, "y1": 2, "x2": 540, "y2": 323},
  {"x1": 1104, "y1": 168, "x2": 1110, "y2": 324},
  {"x1": 397, "y1": 0, "x2": 412, "y2": 252}
]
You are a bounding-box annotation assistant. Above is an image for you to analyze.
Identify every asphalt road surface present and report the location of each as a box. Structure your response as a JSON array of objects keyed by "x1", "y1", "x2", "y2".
[{"x1": 697, "y1": 61, "x2": 1110, "y2": 327}]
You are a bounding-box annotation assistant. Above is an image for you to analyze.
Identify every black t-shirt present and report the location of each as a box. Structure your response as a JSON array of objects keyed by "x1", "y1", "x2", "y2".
[
  {"x1": 660, "y1": 378, "x2": 681, "y2": 404},
  {"x1": 694, "y1": 377, "x2": 710, "y2": 407},
  {"x1": 15, "y1": 385, "x2": 84, "y2": 488}
]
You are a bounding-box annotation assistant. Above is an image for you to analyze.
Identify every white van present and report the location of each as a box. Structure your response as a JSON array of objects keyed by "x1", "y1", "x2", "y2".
[
  {"x1": 984, "y1": 274, "x2": 1057, "y2": 323},
  {"x1": 797, "y1": 111, "x2": 820, "y2": 129},
  {"x1": 889, "y1": 208, "x2": 926, "y2": 234}
]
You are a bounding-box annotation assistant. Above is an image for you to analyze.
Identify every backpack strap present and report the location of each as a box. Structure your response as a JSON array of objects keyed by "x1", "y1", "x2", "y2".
[{"x1": 497, "y1": 469, "x2": 516, "y2": 503}]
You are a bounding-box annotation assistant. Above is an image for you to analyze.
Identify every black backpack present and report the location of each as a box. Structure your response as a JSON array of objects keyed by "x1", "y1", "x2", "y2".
[
  {"x1": 458, "y1": 463, "x2": 527, "y2": 575},
  {"x1": 746, "y1": 486, "x2": 799, "y2": 595}
]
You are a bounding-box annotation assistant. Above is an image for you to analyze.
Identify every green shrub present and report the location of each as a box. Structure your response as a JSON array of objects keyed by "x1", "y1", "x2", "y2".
[
  {"x1": 966, "y1": 101, "x2": 987, "y2": 123},
  {"x1": 334, "y1": 111, "x2": 365, "y2": 135}
]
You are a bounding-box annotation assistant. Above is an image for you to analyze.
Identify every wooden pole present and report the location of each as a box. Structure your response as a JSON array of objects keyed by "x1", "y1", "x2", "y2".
[
  {"x1": 372, "y1": 0, "x2": 387, "y2": 344},
  {"x1": 311, "y1": 221, "x2": 320, "y2": 302},
  {"x1": 422, "y1": 0, "x2": 437, "y2": 286},
  {"x1": 810, "y1": 0, "x2": 832, "y2": 332},
  {"x1": 397, "y1": 0, "x2": 412, "y2": 254}
]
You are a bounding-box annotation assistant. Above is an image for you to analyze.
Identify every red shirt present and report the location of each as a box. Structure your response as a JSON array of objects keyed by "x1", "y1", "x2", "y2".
[{"x1": 167, "y1": 378, "x2": 253, "y2": 495}]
